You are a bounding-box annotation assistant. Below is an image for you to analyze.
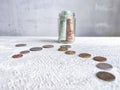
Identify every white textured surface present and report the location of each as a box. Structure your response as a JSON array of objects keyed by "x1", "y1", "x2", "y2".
[{"x1": 0, "y1": 37, "x2": 120, "y2": 90}]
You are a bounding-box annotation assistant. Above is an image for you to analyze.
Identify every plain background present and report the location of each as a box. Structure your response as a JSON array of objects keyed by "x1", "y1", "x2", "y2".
[{"x1": 0, "y1": 0, "x2": 120, "y2": 36}]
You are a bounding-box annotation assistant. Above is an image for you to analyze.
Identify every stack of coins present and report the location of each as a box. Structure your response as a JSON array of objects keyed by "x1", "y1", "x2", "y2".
[
  {"x1": 58, "y1": 45, "x2": 76, "y2": 55},
  {"x1": 58, "y1": 45, "x2": 71, "y2": 51},
  {"x1": 58, "y1": 47, "x2": 68, "y2": 51}
]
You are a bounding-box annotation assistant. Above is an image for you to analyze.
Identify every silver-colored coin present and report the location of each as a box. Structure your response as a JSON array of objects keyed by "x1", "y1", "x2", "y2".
[
  {"x1": 30, "y1": 47, "x2": 42, "y2": 51},
  {"x1": 20, "y1": 50, "x2": 30, "y2": 54},
  {"x1": 96, "y1": 63, "x2": 113, "y2": 70},
  {"x1": 15, "y1": 44, "x2": 27, "y2": 47}
]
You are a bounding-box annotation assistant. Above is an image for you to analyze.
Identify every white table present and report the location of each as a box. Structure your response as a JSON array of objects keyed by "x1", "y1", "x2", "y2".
[{"x1": 0, "y1": 37, "x2": 120, "y2": 90}]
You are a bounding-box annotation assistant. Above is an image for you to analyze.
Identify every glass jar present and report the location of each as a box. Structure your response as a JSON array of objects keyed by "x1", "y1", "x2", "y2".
[{"x1": 58, "y1": 11, "x2": 76, "y2": 43}]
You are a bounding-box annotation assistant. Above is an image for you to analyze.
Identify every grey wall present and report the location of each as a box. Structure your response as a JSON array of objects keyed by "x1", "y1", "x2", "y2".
[{"x1": 0, "y1": 0, "x2": 120, "y2": 36}]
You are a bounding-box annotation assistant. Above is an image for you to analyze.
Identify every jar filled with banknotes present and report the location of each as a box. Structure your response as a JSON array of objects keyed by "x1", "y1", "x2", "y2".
[{"x1": 58, "y1": 11, "x2": 76, "y2": 43}]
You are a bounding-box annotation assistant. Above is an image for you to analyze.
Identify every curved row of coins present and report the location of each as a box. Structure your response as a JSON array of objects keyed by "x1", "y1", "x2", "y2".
[
  {"x1": 12, "y1": 44, "x2": 115, "y2": 82},
  {"x1": 12, "y1": 44, "x2": 54, "y2": 58}
]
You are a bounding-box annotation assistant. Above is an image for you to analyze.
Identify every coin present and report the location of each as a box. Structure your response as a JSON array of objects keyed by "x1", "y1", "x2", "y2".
[
  {"x1": 60, "y1": 45, "x2": 71, "y2": 48},
  {"x1": 79, "y1": 53, "x2": 91, "y2": 58},
  {"x1": 96, "y1": 63, "x2": 113, "y2": 70},
  {"x1": 30, "y1": 47, "x2": 42, "y2": 51},
  {"x1": 65, "y1": 50, "x2": 76, "y2": 55},
  {"x1": 15, "y1": 44, "x2": 26, "y2": 47},
  {"x1": 96, "y1": 71, "x2": 115, "y2": 81},
  {"x1": 58, "y1": 47, "x2": 68, "y2": 51},
  {"x1": 20, "y1": 50, "x2": 30, "y2": 54},
  {"x1": 42, "y1": 45, "x2": 54, "y2": 48},
  {"x1": 93, "y1": 56, "x2": 107, "y2": 62},
  {"x1": 12, "y1": 54, "x2": 23, "y2": 59}
]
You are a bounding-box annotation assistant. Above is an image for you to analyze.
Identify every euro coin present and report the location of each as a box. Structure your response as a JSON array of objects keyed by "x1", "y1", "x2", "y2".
[
  {"x1": 96, "y1": 63, "x2": 113, "y2": 70},
  {"x1": 93, "y1": 56, "x2": 107, "y2": 62},
  {"x1": 79, "y1": 53, "x2": 91, "y2": 58},
  {"x1": 15, "y1": 44, "x2": 26, "y2": 47},
  {"x1": 30, "y1": 47, "x2": 42, "y2": 51},
  {"x1": 96, "y1": 71, "x2": 115, "y2": 81},
  {"x1": 65, "y1": 50, "x2": 76, "y2": 55},
  {"x1": 20, "y1": 50, "x2": 30, "y2": 54},
  {"x1": 42, "y1": 45, "x2": 54, "y2": 48},
  {"x1": 58, "y1": 47, "x2": 68, "y2": 51},
  {"x1": 12, "y1": 54, "x2": 23, "y2": 59}
]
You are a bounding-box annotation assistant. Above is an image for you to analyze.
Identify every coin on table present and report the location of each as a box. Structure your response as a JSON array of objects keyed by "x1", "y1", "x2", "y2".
[
  {"x1": 42, "y1": 45, "x2": 54, "y2": 48},
  {"x1": 15, "y1": 44, "x2": 27, "y2": 47},
  {"x1": 65, "y1": 50, "x2": 76, "y2": 55},
  {"x1": 93, "y1": 56, "x2": 107, "y2": 62},
  {"x1": 20, "y1": 50, "x2": 30, "y2": 54},
  {"x1": 12, "y1": 54, "x2": 23, "y2": 59},
  {"x1": 60, "y1": 45, "x2": 71, "y2": 48},
  {"x1": 79, "y1": 53, "x2": 91, "y2": 58},
  {"x1": 96, "y1": 63, "x2": 113, "y2": 70},
  {"x1": 96, "y1": 71, "x2": 115, "y2": 81},
  {"x1": 30, "y1": 47, "x2": 42, "y2": 51},
  {"x1": 58, "y1": 47, "x2": 68, "y2": 51}
]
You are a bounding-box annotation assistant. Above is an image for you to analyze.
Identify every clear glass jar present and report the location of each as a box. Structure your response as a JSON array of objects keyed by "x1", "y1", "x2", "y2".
[{"x1": 58, "y1": 11, "x2": 76, "y2": 43}]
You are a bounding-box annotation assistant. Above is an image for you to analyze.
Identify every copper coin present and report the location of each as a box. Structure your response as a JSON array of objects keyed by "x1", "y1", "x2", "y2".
[
  {"x1": 20, "y1": 50, "x2": 30, "y2": 54},
  {"x1": 60, "y1": 45, "x2": 71, "y2": 48},
  {"x1": 42, "y1": 45, "x2": 54, "y2": 48},
  {"x1": 96, "y1": 63, "x2": 113, "y2": 70},
  {"x1": 12, "y1": 54, "x2": 23, "y2": 58},
  {"x1": 30, "y1": 47, "x2": 42, "y2": 51},
  {"x1": 58, "y1": 47, "x2": 68, "y2": 51},
  {"x1": 96, "y1": 71, "x2": 115, "y2": 81},
  {"x1": 79, "y1": 53, "x2": 91, "y2": 58},
  {"x1": 65, "y1": 50, "x2": 76, "y2": 55},
  {"x1": 93, "y1": 56, "x2": 107, "y2": 62},
  {"x1": 15, "y1": 44, "x2": 26, "y2": 47}
]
